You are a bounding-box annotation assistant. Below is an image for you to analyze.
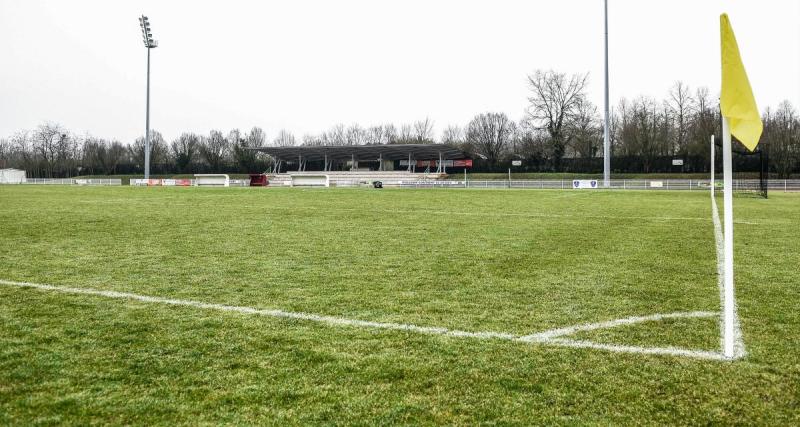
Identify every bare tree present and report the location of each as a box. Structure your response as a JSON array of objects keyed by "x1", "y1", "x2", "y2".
[
  {"x1": 130, "y1": 130, "x2": 167, "y2": 173},
  {"x1": 31, "y1": 123, "x2": 67, "y2": 177},
  {"x1": 227, "y1": 129, "x2": 243, "y2": 147},
  {"x1": 440, "y1": 125, "x2": 464, "y2": 146},
  {"x1": 81, "y1": 137, "x2": 101, "y2": 174},
  {"x1": 345, "y1": 124, "x2": 367, "y2": 145},
  {"x1": 171, "y1": 133, "x2": 200, "y2": 173},
  {"x1": 231, "y1": 127, "x2": 263, "y2": 172},
  {"x1": 667, "y1": 81, "x2": 695, "y2": 156},
  {"x1": 567, "y1": 99, "x2": 602, "y2": 158},
  {"x1": 104, "y1": 141, "x2": 127, "y2": 175},
  {"x1": 515, "y1": 120, "x2": 549, "y2": 165},
  {"x1": 383, "y1": 124, "x2": 398, "y2": 144},
  {"x1": 302, "y1": 134, "x2": 322, "y2": 146},
  {"x1": 413, "y1": 118, "x2": 434, "y2": 143},
  {"x1": 9, "y1": 131, "x2": 35, "y2": 174},
  {"x1": 396, "y1": 124, "x2": 414, "y2": 144},
  {"x1": 56, "y1": 132, "x2": 80, "y2": 177},
  {"x1": 83, "y1": 137, "x2": 126, "y2": 175},
  {"x1": 326, "y1": 124, "x2": 347, "y2": 145},
  {"x1": 246, "y1": 127, "x2": 264, "y2": 147},
  {"x1": 274, "y1": 129, "x2": 297, "y2": 147},
  {"x1": 199, "y1": 130, "x2": 230, "y2": 171},
  {"x1": 687, "y1": 87, "x2": 719, "y2": 161},
  {"x1": 764, "y1": 101, "x2": 800, "y2": 178},
  {"x1": 618, "y1": 97, "x2": 671, "y2": 172},
  {"x1": 526, "y1": 70, "x2": 589, "y2": 169},
  {"x1": 0, "y1": 138, "x2": 9, "y2": 169},
  {"x1": 465, "y1": 112, "x2": 516, "y2": 165},
  {"x1": 366, "y1": 125, "x2": 385, "y2": 145}
]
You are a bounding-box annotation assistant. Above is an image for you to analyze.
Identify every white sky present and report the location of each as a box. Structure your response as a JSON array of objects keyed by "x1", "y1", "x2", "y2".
[{"x1": 1, "y1": 0, "x2": 798, "y2": 143}]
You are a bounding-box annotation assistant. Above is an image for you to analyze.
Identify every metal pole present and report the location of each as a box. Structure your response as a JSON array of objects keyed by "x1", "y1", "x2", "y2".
[
  {"x1": 710, "y1": 135, "x2": 715, "y2": 196},
  {"x1": 144, "y1": 46, "x2": 151, "y2": 180},
  {"x1": 602, "y1": 0, "x2": 611, "y2": 188},
  {"x1": 722, "y1": 117, "x2": 736, "y2": 359}
]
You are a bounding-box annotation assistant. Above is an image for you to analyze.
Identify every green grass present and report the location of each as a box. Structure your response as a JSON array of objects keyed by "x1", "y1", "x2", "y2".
[{"x1": 1, "y1": 186, "x2": 798, "y2": 424}]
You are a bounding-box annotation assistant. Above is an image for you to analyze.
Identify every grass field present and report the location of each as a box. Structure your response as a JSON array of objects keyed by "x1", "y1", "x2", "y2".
[{"x1": 1, "y1": 186, "x2": 799, "y2": 424}]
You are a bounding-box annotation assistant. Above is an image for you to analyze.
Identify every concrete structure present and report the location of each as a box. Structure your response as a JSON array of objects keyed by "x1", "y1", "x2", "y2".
[
  {"x1": 249, "y1": 144, "x2": 472, "y2": 175},
  {"x1": 194, "y1": 174, "x2": 230, "y2": 187},
  {"x1": 0, "y1": 169, "x2": 26, "y2": 184}
]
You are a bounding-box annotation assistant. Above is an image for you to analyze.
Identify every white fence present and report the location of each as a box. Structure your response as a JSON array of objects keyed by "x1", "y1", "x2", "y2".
[
  {"x1": 10, "y1": 178, "x2": 123, "y2": 186},
  {"x1": 397, "y1": 179, "x2": 800, "y2": 192},
  {"x1": 130, "y1": 179, "x2": 250, "y2": 187},
  {"x1": 6, "y1": 177, "x2": 798, "y2": 192}
]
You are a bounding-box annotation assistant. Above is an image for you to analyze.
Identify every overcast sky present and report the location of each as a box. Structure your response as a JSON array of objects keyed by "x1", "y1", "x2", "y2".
[{"x1": 1, "y1": 0, "x2": 798, "y2": 143}]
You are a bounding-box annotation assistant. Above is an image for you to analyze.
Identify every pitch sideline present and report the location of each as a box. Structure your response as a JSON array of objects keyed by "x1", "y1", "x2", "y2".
[{"x1": 0, "y1": 278, "x2": 726, "y2": 361}]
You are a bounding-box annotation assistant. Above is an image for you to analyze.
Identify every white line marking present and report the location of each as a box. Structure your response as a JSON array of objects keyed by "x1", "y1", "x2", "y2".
[
  {"x1": 710, "y1": 194, "x2": 747, "y2": 359},
  {"x1": 543, "y1": 339, "x2": 726, "y2": 360},
  {"x1": 0, "y1": 279, "x2": 516, "y2": 340},
  {"x1": 0, "y1": 278, "x2": 726, "y2": 361},
  {"x1": 520, "y1": 311, "x2": 717, "y2": 341}
]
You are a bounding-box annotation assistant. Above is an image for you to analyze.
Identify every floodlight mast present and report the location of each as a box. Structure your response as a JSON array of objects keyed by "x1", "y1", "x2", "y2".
[
  {"x1": 603, "y1": 0, "x2": 611, "y2": 187},
  {"x1": 139, "y1": 15, "x2": 157, "y2": 180}
]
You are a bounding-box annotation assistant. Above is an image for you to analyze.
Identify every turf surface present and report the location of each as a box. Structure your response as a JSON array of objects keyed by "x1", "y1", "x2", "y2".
[{"x1": 0, "y1": 186, "x2": 798, "y2": 424}]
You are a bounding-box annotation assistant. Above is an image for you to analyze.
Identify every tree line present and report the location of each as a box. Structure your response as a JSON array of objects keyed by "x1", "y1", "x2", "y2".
[
  {"x1": 2, "y1": 70, "x2": 798, "y2": 177},
  {"x1": 459, "y1": 72, "x2": 798, "y2": 176},
  {"x1": 0, "y1": 126, "x2": 270, "y2": 177}
]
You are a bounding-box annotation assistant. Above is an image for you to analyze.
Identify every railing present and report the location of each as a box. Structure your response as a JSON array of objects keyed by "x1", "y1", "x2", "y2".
[
  {"x1": 7, "y1": 177, "x2": 798, "y2": 191},
  {"x1": 12, "y1": 178, "x2": 123, "y2": 186},
  {"x1": 396, "y1": 179, "x2": 800, "y2": 192},
  {"x1": 130, "y1": 179, "x2": 251, "y2": 187}
]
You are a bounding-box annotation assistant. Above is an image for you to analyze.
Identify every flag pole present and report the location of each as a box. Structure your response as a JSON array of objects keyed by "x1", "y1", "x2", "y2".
[{"x1": 722, "y1": 117, "x2": 736, "y2": 358}]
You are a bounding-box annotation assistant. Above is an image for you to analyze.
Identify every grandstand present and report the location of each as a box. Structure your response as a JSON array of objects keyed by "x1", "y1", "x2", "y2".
[
  {"x1": 250, "y1": 144, "x2": 472, "y2": 186},
  {"x1": 249, "y1": 143, "x2": 472, "y2": 173},
  {"x1": 268, "y1": 171, "x2": 445, "y2": 187}
]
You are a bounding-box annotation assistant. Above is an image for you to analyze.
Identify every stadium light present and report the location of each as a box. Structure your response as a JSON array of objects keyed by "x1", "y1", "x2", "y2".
[
  {"x1": 139, "y1": 15, "x2": 158, "y2": 180},
  {"x1": 603, "y1": 0, "x2": 611, "y2": 187}
]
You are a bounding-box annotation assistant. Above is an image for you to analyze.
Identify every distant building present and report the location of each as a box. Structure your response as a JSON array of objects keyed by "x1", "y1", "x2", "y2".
[{"x1": 0, "y1": 169, "x2": 27, "y2": 184}]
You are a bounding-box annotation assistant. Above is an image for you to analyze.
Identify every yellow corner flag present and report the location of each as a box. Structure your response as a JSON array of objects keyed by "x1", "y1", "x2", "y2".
[{"x1": 720, "y1": 13, "x2": 762, "y2": 151}]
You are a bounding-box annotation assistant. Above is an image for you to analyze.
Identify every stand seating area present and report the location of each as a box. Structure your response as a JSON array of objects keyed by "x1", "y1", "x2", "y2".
[{"x1": 268, "y1": 171, "x2": 447, "y2": 187}]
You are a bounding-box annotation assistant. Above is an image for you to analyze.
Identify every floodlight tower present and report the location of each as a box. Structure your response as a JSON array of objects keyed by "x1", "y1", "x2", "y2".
[
  {"x1": 139, "y1": 15, "x2": 158, "y2": 180},
  {"x1": 603, "y1": 0, "x2": 611, "y2": 187}
]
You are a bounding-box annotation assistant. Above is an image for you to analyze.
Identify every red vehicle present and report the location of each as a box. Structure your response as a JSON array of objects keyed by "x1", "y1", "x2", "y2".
[{"x1": 249, "y1": 174, "x2": 269, "y2": 186}]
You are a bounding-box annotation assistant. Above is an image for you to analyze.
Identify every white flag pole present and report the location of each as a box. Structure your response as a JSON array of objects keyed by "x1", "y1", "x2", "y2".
[
  {"x1": 710, "y1": 135, "x2": 715, "y2": 195},
  {"x1": 722, "y1": 117, "x2": 736, "y2": 358}
]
